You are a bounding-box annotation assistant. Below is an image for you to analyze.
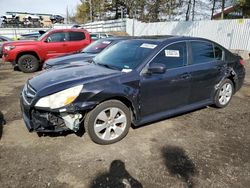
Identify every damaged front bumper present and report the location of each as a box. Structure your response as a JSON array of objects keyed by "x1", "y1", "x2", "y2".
[{"x1": 20, "y1": 93, "x2": 88, "y2": 133}]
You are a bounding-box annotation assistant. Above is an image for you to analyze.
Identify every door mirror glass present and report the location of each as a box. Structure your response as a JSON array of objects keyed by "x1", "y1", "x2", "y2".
[{"x1": 148, "y1": 63, "x2": 166, "y2": 74}]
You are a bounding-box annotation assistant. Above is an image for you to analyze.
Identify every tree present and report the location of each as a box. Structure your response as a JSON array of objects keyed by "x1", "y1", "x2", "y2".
[
  {"x1": 186, "y1": 0, "x2": 192, "y2": 21},
  {"x1": 211, "y1": 0, "x2": 216, "y2": 19},
  {"x1": 75, "y1": 1, "x2": 90, "y2": 23},
  {"x1": 221, "y1": 0, "x2": 225, "y2": 19}
]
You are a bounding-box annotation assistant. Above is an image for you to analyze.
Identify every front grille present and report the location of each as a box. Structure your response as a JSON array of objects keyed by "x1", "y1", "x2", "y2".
[{"x1": 23, "y1": 83, "x2": 37, "y2": 104}]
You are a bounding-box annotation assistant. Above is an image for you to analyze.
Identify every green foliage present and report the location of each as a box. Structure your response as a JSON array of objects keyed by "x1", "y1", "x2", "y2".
[{"x1": 74, "y1": 0, "x2": 250, "y2": 23}]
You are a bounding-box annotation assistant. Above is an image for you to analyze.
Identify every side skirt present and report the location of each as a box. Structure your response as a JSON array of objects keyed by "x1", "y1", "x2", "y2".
[{"x1": 134, "y1": 99, "x2": 212, "y2": 126}]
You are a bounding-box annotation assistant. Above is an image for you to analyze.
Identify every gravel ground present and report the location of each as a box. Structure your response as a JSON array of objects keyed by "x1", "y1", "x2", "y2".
[{"x1": 0, "y1": 60, "x2": 250, "y2": 188}]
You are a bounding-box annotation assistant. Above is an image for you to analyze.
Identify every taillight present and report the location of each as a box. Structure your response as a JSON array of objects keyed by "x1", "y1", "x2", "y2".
[{"x1": 240, "y1": 59, "x2": 245, "y2": 66}]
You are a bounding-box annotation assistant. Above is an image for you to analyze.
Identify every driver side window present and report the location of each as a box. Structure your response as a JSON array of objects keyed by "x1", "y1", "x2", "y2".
[
  {"x1": 151, "y1": 42, "x2": 187, "y2": 69},
  {"x1": 46, "y1": 32, "x2": 67, "y2": 42}
]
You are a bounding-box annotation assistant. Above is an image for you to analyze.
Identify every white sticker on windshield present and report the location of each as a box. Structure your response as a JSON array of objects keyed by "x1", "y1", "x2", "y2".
[
  {"x1": 165, "y1": 50, "x2": 180, "y2": 57},
  {"x1": 140, "y1": 43, "x2": 157, "y2": 49},
  {"x1": 102, "y1": 41, "x2": 111, "y2": 44},
  {"x1": 122, "y1": 69, "x2": 132, "y2": 73}
]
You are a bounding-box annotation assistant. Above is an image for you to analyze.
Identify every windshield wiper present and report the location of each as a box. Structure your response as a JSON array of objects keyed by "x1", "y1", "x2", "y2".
[{"x1": 96, "y1": 63, "x2": 120, "y2": 70}]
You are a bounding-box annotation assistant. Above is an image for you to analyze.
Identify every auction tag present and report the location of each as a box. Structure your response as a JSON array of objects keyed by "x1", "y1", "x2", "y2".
[
  {"x1": 122, "y1": 69, "x2": 132, "y2": 73},
  {"x1": 140, "y1": 43, "x2": 157, "y2": 49},
  {"x1": 102, "y1": 41, "x2": 111, "y2": 44},
  {"x1": 165, "y1": 50, "x2": 180, "y2": 57}
]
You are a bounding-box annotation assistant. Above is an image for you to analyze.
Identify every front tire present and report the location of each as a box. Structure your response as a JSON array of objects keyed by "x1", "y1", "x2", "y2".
[
  {"x1": 18, "y1": 54, "x2": 39, "y2": 73},
  {"x1": 214, "y1": 79, "x2": 234, "y2": 108},
  {"x1": 84, "y1": 100, "x2": 131, "y2": 145}
]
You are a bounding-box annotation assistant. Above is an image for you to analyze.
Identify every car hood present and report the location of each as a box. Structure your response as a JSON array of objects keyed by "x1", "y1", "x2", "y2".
[
  {"x1": 4, "y1": 40, "x2": 38, "y2": 46},
  {"x1": 29, "y1": 63, "x2": 121, "y2": 94},
  {"x1": 45, "y1": 52, "x2": 96, "y2": 66}
]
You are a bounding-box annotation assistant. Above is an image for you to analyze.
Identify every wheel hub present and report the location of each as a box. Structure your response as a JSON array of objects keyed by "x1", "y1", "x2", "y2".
[{"x1": 94, "y1": 107, "x2": 127, "y2": 141}]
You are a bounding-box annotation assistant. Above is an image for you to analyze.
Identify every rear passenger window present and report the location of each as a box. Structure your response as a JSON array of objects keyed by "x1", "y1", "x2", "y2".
[
  {"x1": 214, "y1": 46, "x2": 223, "y2": 60},
  {"x1": 151, "y1": 42, "x2": 187, "y2": 69},
  {"x1": 69, "y1": 32, "x2": 85, "y2": 41},
  {"x1": 191, "y1": 41, "x2": 214, "y2": 64}
]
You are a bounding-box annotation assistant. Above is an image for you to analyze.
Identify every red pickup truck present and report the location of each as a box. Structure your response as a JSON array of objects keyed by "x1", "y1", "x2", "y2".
[{"x1": 2, "y1": 29, "x2": 91, "y2": 73}]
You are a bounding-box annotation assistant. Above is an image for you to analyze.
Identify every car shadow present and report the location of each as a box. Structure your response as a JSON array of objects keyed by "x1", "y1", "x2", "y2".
[
  {"x1": 162, "y1": 146, "x2": 196, "y2": 188},
  {"x1": 0, "y1": 111, "x2": 6, "y2": 140},
  {"x1": 90, "y1": 160, "x2": 143, "y2": 188}
]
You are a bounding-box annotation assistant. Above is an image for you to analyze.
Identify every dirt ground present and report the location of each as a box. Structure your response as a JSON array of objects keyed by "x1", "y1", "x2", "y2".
[{"x1": 0, "y1": 60, "x2": 250, "y2": 188}]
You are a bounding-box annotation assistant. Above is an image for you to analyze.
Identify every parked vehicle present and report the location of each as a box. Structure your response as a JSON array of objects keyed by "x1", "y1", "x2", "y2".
[
  {"x1": 50, "y1": 15, "x2": 64, "y2": 24},
  {"x1": 2, "y1": 29, "x2": 91, "y2": 73},
  {"x1": 43, "y1": 37, "x2": 127, "y2": 69},
  {"x1": 20, "y1": 37, "x2": 245, "y2": 144},
  {"x1": 0, "y1": 36, "x2": 13, "y2": 58},
  {"x1": 90, "y1": 33, "x2": 113, "y2": 41},
  {"x1": 19, "y1": 30, "x2": 46, "y2": 40}
]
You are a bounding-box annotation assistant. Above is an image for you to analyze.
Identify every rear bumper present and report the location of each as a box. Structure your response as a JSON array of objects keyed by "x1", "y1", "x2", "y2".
[{"x1": 235, "y1": 68, "x2": 245, "y2": 92}]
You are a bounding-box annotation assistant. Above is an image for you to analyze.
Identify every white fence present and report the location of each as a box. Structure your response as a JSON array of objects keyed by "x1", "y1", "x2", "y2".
[
  {"x1": 1, "y1": 19, "x2": 249, "y2": 57},
  {"x1": 82, "y1": 19, "x2": 126, "y2": 33},
  {"x1": 126, "y1": 19, "x2": 250, "y2": 53}
]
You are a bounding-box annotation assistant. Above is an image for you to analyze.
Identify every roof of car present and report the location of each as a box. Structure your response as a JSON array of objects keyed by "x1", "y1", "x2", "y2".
[{"x1": 112, "y1": 35, "x2": 219, "y2": 45}]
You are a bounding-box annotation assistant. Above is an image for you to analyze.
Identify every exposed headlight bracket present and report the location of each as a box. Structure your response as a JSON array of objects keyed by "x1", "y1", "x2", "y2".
[{"x1": 61, "y1": 113, "x2": 82, "y2": 132}]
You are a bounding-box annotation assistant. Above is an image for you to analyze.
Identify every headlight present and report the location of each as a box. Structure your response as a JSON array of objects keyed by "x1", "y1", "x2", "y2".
[
  {"x1": 4, "y1": 45, "x2": 16, "y2": 51},
  {"x1": 35, "y1": 85, "x2": 83, "y2": 109}
]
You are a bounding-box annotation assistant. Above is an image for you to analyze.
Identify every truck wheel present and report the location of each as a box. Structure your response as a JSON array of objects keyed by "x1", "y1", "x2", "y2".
[
  {"x1": 18, "y1": 54, "x2": 40, "y2": 73},
  {"x1": 84, "y1": 100, "x2": 131, "y2": 145},
  {"x1": 214, "y1": 79, "x2": 234, "y2": 108}
]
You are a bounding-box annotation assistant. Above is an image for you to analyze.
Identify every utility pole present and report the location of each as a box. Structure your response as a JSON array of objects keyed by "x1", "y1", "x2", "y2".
[{"x1": 66, "y1": 5, "x2": 69, "y2": 24}]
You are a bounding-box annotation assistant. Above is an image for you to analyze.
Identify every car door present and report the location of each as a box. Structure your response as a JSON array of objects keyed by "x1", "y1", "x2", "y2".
[
  {"x1": 67, "y1": 31, "x2": 89, "y2": 53},
  {"x1": 188, "y1": 41, "x2": 225, "y2": 103},
  {"x1": 140, "y1": 42, "x2": 191, "y2": 117},
  {"x1": 43, "y1": 31, "x2": 68, "y2": 59}
]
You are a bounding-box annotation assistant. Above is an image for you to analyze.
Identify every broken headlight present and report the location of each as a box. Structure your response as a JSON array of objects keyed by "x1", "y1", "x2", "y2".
[{"x1": 35, "y1": 85, "x2": 83, "y2": 109}]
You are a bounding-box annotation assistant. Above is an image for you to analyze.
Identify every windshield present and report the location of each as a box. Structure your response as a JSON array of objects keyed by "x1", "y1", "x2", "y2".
[
  {"x1": 82, "y1": 39, "x2": 113, "y2": 54},
  {"x1": 93, "y1": 40, "x2": 158, "y2": 70}
]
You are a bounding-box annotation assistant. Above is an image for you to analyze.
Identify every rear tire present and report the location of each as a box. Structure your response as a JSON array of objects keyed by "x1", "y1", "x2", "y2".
[
  {"x1": 18, "y1": 54, "x2": 39, "y2": 73},
  {"x1": 214, "y1": 79, "x2": 234, "y2": 108},
  {"x1": 84, "y1": 100, "x2": 131, "y2": 145}
]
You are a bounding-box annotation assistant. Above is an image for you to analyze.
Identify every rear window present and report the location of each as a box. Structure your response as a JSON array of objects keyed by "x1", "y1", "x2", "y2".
[
  {"x1": 69, "y1": 32, "x2": 85, "y2": 41},
  {"x1": 214, "y1": 45, "x2": 223, "y2": 60},
  {"x1": 191, "y1": 41, "x2": 215, "y2": 64}
]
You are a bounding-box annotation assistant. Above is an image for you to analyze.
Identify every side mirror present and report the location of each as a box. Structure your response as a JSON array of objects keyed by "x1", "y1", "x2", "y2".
[
  {"x1": 44, "y1": 37, "x2": 51, "y2": 43},
  {"x1": 147, "y1": 63, "x2": 166, "y2": 74}
]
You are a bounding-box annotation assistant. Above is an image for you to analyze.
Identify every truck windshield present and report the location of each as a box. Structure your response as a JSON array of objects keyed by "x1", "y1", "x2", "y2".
[{"x1": 93, "y1": 40, "x2": 158, "y2": 70}]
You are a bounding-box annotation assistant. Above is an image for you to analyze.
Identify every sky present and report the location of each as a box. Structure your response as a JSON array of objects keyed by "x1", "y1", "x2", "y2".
[{"x1": 0, "y1": 0, "x2": 80, "y2": 17}]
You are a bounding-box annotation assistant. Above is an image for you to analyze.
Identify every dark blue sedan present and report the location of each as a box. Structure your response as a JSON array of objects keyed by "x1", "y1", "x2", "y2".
[{"x1": 20, "y1": 36, "x2": 245, "y2": 144}]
